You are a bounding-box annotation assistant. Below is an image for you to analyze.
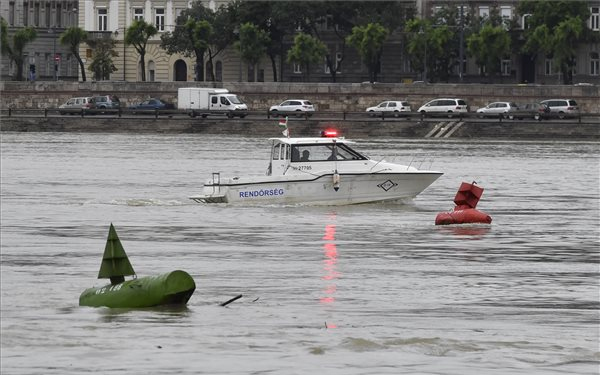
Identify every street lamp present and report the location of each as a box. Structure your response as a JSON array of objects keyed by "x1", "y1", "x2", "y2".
[
  {"x1": 49, "y1": 28, "x2": 58, "y2": 81},
  {"x1": 233, "y1": 26, "x2": 242, "y2": 82},
  {"x1": 419, "y1": 28, "x2": 427, "y2": 83},
  {"x1": 114, "y1": 29, "x2": 126, "y2": 81}
]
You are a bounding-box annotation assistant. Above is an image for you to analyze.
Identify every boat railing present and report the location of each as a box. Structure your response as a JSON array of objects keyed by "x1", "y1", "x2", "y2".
[{"x1": 407, "y1": 154, "x2": 436, "y2": 170}]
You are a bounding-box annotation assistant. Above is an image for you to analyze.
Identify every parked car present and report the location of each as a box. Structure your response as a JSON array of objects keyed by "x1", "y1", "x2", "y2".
[
  {"x1": 476, "y1": 102, "x2": 518, "y2": 119},
  {"x1": 540, "y1": 99, "x2": 580, "y2": 119},
  {"x1": 269, "y1": 99, "x2": 315, "y2": 117},
  {"x1": 513, "y1": 103, "x2": 551, "y2": 121},
  {"x1": 93, "y1": 95, "x2": 121, "y2": 110},
  {"x1": 366, "y1": 101, "x2": 411, "y2": 117},
  {"x1": 58, "y1": 97, "x2": 96, "y2": 115},
  {"x1": 128, "y1": 98, "x2": 175, "y2": 113},
  {"x1": 417, "y1": 98, "x2": 468, "y2": 117}
]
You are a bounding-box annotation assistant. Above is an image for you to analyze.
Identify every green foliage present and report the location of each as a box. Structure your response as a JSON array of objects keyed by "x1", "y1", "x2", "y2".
[
  {"x1": 235, "y1": 22, "x2": 270, "y2": 81},
  {"x1": 467, "y1": 23, "x2": 511, "y2": 78},
  {"x1": 59, "y1": 27, "x2": 88, "y2": 81},
  {"x1": 160, "y1": 2, "x2": 236, "y2": 81},
  {"x1": 1, "y1": 18, "x2": 37, "y2": 81},
  {"x1": 87, "y1": 37, "x2": 117, "y2": 81},
  {"x1": 405, "y1": 18, "x2": 455, "y2": 83},
  {"x1": 519, "y1": 0, "x2": 590, "y2": 83},
  {"x1": 346, "y1": 23, "x2": 389, "y2": 83},
  {"x1": 286, "y1": 32, "x2": 327, "y2": 80},
  {"x1": 1, "y1": 18, "x2": 8, "y2": 55},
  {"x1": 125, "y1": 20, "x2": 157, "y2": 81}
]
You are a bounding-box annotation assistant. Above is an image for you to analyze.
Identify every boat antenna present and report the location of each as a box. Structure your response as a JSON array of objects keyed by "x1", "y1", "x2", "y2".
[{"x1": 97, "y1": 223, "x2": 136, "y2": 285}]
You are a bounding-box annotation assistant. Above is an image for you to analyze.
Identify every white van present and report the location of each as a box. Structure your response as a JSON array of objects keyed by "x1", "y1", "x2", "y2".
[
  {"x1": 418, "y1": 98, "x2": 468, "y2": 117},
  {"x1": 539, "y1": 99, "x2": 580, "y2": 119},
  {"x1": 177, "y1": 87, "x2": 248, "y2": 118}
]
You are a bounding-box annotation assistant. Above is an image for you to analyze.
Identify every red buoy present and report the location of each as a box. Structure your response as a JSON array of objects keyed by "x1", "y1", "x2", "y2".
[{"x1": 435, "y1": 181, "x2": 492, "y2": 225}]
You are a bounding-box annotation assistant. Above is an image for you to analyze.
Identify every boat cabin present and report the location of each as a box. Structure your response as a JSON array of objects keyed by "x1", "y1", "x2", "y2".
[{"x1": 267, "y1": 137, "x2": 368, "y2": 176}]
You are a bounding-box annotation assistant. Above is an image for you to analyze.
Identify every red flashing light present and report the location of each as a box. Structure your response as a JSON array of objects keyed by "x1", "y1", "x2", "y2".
[{"x1": 321, "y1": 129, "x2": 339, "y2": 138}]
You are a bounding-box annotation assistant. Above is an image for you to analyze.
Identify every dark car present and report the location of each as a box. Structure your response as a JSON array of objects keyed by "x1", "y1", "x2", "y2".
[
  {"x1": 129, "y1": 98, "x2": 175, "y2": 113},
  {"x1": 514, "y1": 103, "x2": 551, "y2": 121},
  {"x1": 94, "y1": 95, "x2": 121, "y2": 110}
]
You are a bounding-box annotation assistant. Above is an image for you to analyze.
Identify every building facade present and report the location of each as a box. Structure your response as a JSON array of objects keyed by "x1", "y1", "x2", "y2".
[
  {"x1": 1, "y1": 0, "x2": 599, "y2": 84},
  {"x1": 1, "y1": 0, "x2": 80, "y2": 81}
]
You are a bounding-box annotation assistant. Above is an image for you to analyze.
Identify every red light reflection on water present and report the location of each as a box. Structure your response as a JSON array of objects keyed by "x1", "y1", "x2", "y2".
[{"x1": 320, "y1": 223, "x2": 340, "y2": 329}]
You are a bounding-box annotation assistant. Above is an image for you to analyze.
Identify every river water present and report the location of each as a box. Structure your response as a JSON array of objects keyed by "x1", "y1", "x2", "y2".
[{"x1": 1, "y1": 132, "x2": 598, "y2": 375}]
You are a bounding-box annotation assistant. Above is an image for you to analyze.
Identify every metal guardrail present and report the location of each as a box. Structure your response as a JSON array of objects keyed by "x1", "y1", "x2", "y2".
[{"x1": 0, "y1": 108, "x2": 598, "y2": 124}]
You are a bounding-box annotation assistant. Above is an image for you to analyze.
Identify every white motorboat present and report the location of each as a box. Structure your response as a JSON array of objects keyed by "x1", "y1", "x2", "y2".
[{"x1": 190, "y1": 132, "x2": 443, "y2": 205}]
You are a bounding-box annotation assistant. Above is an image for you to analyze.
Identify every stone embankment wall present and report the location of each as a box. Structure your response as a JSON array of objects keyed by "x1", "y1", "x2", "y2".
[
  {"x1": 1, "y1": 81, "x2": 599, "y2": 113},
  {"x1": 3, "y1": 116, "x2": 599, "y2": 140}
]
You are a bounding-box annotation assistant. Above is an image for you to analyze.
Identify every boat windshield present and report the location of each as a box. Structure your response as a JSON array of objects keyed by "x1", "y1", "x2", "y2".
[{"x1": 290, "y1": 143, "x2": 367, "y2": 162}]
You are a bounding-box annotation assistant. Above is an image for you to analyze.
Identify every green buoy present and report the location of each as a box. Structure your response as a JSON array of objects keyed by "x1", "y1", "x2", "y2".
[{"x1": 79, "y1": 224, "x2": 196, "y2": 308}]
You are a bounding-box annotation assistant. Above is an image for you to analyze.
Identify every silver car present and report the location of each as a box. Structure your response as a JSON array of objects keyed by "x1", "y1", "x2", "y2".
[
  {"x1": 418, "y1": 98, "x2": 468, "y2": 117},
  {"x1": 366, "y1": 101, "x2": 411, "y2": 117},
  {"x1": 58, "y1": 97, "x2": 96, "y2": 115},
  {"x1": 269, "y1": 99, "x2": 315, "y2": 117},
  {"x1": 476, "y1": 102, "x2": 518, "y2": 119}
]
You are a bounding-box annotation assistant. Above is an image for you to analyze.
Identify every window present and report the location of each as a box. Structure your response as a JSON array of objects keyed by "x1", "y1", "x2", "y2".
[
  {"x1": 591, "y1": 52, "x2": 599, "y2": 75},
  {"x1": 545, "y1": 59, "x2": 553, "y2": 75},
  {"x1": 521, "y1": 14, "x2": 531, "y2": 29},
  {"x1": 478, "y1": 6, "x2": 489, "y2": 19},
  {"x1": 45, "y1": 53, "x2": 51, "y2": 76},
  {"x1": 175, "y1": 8, "x2": 185, "y2": 21},
  {"x1": 56, "y1": 3, "x2": 62, "y2": 27},
  {"x1": 43, "y1": 3, "x2": 49, "y2": 27},
  {"x1": 97, "y1": 8, "x2": 107, "y2": 31},
  {"x1": 148, "y1": 61, "x2": 155, "y2": 81},
  {"x1": 501, "y1": 6, "x2": 512, "y2": 29},
  {"x1": 34, "y1": 2, "x2": 40, "y2": 26},
  {"x1": 501, "y1": 59, "x2": 511, "y2": 76},
  {"x1": 23, "y1": 2, "x2": 28, "y2": 25},
  {"x1": 591, "y1": 7, "x2": 599, "y2": 31},
  {"x1": 215, "y1": 61, "x2": 222, "y2": 82},
  {"x1": 293, "y1": 63, "x2": 302, "y2": 74},
  {"x1": 8, "y1": 2, "x2": 15, "y2": 25},
  {"x1": 67, "y1": 55, "x2": 72, "y2": 76},
  {"x1": 325, "y1": 15, "x2": 334, "y2": 30},
  {"x1": 155, "y1": 8, "x2": 164, "y2": 31},
  {"x1": 133, "y1": 8, "x2": 144, "y2": 22}
]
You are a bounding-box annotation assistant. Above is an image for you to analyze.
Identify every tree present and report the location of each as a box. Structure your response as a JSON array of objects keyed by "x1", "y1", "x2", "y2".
[
  {"x1": 161, "y1": 3, "x2": 212, "y2": 82},
  {"x1": 553, "y1": 17, "x2": 585, "y2": 84},
  {"x1": 346, "y1": 23, "x2": 389, "y2": 83},
  {"x1": 125, "y1": 20, "x2": 157, "y2": 81},
  {"x1": 467, "y1": 23, "x2": 511, "y2": 81},
  {"x1": 160, "y1": 2, "x2": 236, "y2": 82},
  {"x1": 186, "y1": 19, "x2": 212, "y2": 82},
  {"x1": 87, "y1": 37, "x2": 117, "y2": 81},
  {"x1": 59, "y1": 27, "x2": 88, "y2": 82},
  {"x1": 405, "y1": 18, "x2": 456, "y2": 83},
  {"x1": 1, "y1": 18, "x2": 37, "y2": 81},
  {"x1": 205, "y1": 5, "x2": 238, "y2": 81},
  {"x1": 518, "y1": 0, "x2": 590, "y2": 84},
  {"x1": 236, "y1": 1, "x2": 296, "y2": 82},
  {"x1": 235, "y1": 22, "x2": 269, "y2": 82},
  {"x1": 286, "y1": 32, "x2": 326, "y2": 81}
]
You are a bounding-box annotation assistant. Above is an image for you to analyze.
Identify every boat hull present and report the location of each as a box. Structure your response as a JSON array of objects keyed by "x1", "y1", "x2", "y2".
[
  {"x1": 79, "y1": 270, "x2": 196, "y2": 308},
  {"x1": 191, "y1": 172, "x2": 442, "y2": 205}
]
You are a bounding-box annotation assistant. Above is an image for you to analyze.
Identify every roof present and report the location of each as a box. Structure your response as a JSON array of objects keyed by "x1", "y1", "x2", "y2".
[{"x1": 268, "y1": 137, "x2": 353, "y2": 145}]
